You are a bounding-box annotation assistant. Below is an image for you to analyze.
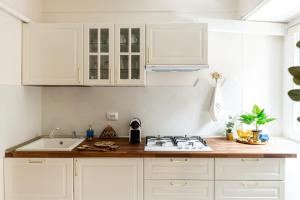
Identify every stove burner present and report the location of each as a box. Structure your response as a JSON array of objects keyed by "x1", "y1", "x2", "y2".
[{"x1": 144, "y1": 135, "x2": 211, "y2": 152}]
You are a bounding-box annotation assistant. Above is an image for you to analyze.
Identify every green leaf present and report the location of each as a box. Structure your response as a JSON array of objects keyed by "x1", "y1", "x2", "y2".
[
  {"x1": 252, "y1": 104, "x2": 261, "y2": 115},
  {"x1": 257, "y1": 109, "x2": 265, "y2": 118},
  {"x1": 293, "y1": 77, "x2": 300, "y2": 85},
  {"x1": 297, "y1": 40, "x2": 300, "y2": 49},
  {"x1": 289, "y1": 66, "x2": 300, "y2": 79},
  {"x1": 257, "y1": 119, "x2": 266, "y2": 125},
  {"x1": 288, "y1": 89, "x2": 300, "y2": 101},
  {"x1": 265, "y1": 118, "x2": 276, "y2": 123},
  {"x1": 239, "y1": 114, "x2": 255, "y2": 125}
]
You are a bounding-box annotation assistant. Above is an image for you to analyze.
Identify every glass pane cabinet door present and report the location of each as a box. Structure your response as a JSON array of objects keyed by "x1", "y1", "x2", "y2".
[
  {"x1": 116, "y1": 25, "x2": 145, "y2": 85},
  {"x1": 85, "y1": 25, "x2": 113, "y2": 85}
]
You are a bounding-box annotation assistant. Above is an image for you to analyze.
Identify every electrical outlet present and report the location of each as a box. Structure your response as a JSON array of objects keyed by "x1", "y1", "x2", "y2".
[{"x1": 106, "y1": 112, "x2": 118, "y2": 121}]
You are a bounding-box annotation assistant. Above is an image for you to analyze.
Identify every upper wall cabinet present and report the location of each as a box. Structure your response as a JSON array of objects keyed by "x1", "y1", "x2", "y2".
[
  {"x1": 115, "y1": 24, "x2": 146, "y2": 86},
  {"x1": 146, "y1": 23, "x2": 208, "y2": 65},
  {"x1": 84, "y1": 24, "x2": 114, "y2": 85},
  {"x1": 23, "y1": 23, "x2": 84, "y2": 85}
]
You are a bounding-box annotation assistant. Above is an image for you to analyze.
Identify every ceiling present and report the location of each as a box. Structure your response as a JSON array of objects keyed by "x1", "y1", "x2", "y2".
[{"x1": 244, "y1": 0, "x2": 300, "y2": 23}]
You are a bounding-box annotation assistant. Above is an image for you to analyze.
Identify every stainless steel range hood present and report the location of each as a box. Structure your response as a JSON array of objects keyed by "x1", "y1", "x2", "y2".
[{"x1": 146, "y1": 64, "x2": 209, "y2": 72}]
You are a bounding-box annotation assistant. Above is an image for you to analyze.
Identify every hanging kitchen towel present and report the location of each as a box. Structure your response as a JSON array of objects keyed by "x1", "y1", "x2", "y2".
[{"x1": 209, "y1": 83, "x2": 224, "y2": 121}]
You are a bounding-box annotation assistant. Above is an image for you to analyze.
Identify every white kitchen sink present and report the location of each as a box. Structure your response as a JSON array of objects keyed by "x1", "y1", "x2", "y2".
[{"x1": 16, "y1": 138, "x2": 85, "y2": 151}]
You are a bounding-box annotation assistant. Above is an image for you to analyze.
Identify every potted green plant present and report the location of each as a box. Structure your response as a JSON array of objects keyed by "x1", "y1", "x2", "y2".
[
  {"x1": 239, "y1": 104, "x2": 276, "y2": 141},
  {"x1": 225, "y1": 116, "x2": 236, "y2": 141}
]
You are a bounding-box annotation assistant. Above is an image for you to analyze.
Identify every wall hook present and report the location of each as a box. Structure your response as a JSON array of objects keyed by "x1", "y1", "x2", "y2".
[{"x1": 211, "y1": 72, "x2": 222, "y2": 84}]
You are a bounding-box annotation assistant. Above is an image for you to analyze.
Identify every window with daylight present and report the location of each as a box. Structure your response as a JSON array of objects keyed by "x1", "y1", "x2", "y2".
[{"x1": 292, "y1": 33, "x2": 300, "y2": 135}]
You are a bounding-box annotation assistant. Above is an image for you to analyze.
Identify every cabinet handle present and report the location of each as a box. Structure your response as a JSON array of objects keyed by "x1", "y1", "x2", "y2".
[
  {"x1": 75, "y1": 160, "x2": 78, "y2": 176},
  {"x1": 77, "y1": 67, "x2": 81, "y2": 83},
  {"x1": 241, "y1": 182, "x2": 259, "y2": 187},
  {"x1": 28, "y1": 159, "x2": 44, "y2": 164},
  {"x1": 170, "y1": 158, "x2": 188, "y2": 163},
  {"x1": 170, "y1": 182, "x2": 188, "y2": 187},
  {"x1": 147, "y1": 48, "x2": 150, "y2": 63},
  {"x1": 241, "y1": 158, "x2": 259, "y2": 162}
]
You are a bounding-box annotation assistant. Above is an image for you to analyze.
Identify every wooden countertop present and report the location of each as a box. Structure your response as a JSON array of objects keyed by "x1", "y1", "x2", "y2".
[{"x1": 5, "y1": 137, "x2": 299, "y2": 158}]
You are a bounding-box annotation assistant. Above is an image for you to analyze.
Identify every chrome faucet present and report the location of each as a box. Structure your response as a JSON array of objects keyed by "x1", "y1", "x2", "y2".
[
  {"x1": 49, "y1": 128, "x2": 60, "y2": 138},
  {"x1": 72, "y1": 131, "x2": 77, "y2": 138}
]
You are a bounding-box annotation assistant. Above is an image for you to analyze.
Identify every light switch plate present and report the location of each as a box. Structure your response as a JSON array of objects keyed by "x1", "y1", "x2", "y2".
[{"x1": 106, "y1": 112, "x2": 118, "y2": 121}]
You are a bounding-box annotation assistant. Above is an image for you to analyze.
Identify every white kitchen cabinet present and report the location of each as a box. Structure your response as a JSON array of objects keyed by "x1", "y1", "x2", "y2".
[
  {"x1": 145, "y1": 180, "x2": 214, "y2": 200},
  {"x1": 23, "y1": 23, "x2": 83, "y2": 85},
  {"x1": 144, "y1": 158, "x2": 214, "y2": 180},
  {"x1": 215, "y1": 158, "x2": 285, "y2": 181},
  {"x1": 115, "y1": 24, "x2": 146, "y2": 86},
  {"x1": 146, "y1": 24, "x2": 208, "y2": 65},
  {"x1": 5, "y1": 158, "x2": 73, "y2": 200},
  {"x1": 84, "y1": 24, "x2": 114, "y2": 85},
  {"x1": 74, "y1": 158, "x2": 143, "y2": 200},
  {"x1": 215, "y1": 181, "x2": 284, "y2": 200}
]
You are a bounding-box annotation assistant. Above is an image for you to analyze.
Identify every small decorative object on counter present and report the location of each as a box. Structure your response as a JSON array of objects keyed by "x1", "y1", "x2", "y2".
[
  {"x1": 225, "y1": 116, "x2": 236, "y2": 141},
  {"x1": 259, "y1": 133, "x2": 269, "y2": 142},
  {"x1": 99, "y1": 125, "x2": 118, "y2": 139},
  {"x1": 238, "y1": 104, "x2": 275, "y2": 145},
  {"x1": 86, "y1": 125, "x2": 94, "y2": 141},
  {"x1": 77, "y1": 141, "x2": 119, "y2": 151}
]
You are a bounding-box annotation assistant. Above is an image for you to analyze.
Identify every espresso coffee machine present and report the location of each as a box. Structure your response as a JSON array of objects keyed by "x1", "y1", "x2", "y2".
[{"x1": 129, "y1": 118, "x2": 141, "y2": 143}]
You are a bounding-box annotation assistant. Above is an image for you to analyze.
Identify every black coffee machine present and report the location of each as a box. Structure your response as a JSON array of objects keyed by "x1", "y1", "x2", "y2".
[{"x1": 129, "y1": 118, "x2": 141, "y2": 144}]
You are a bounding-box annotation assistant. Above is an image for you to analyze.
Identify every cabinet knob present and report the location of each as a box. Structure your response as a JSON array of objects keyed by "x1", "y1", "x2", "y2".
[{"x1": 77, "y1": 67, "x2": 81, "y2": 83}]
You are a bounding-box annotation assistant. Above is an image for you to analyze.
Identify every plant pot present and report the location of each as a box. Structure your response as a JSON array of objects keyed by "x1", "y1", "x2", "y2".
[
  {"x1": 252, "y1": 130, "x2": 262, "y2": 141},
  {"x1": 226, "y1": 132, "x2": 234, "y2": 141}
]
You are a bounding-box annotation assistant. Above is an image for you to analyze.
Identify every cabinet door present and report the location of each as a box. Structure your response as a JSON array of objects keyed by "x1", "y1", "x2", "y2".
[
  {"x1": 74, "y1": 158, "x2": 143, "y2": 200},
  {"x1": 146, "y1": 24, "x2": 208, "y2": 65},
  {"x1": 115, "y1": 24, "x2": 145, "y2": 86},
  {"x1": 5, "y1": 158, "x2": 73, "y2": 200},
  {"x1": 23, "y1": 23, "x2": 83, "y2": 85},
  {"x1": 84, "y1": 24, "x2": 114, "y2": 85},
  {"x1": 145, "y1": 180, "x2": 214, "y2": 200},
  {"x1": 215, "y1": 181, "x2": 284, "y2": 200}
]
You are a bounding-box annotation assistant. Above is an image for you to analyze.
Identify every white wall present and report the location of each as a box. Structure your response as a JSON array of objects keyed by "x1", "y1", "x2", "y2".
[
  {"x1": 41, "y1": 31, "x2": 283, "y2": 137},
  {"x1": 0, "y1": 10, "x2": 42, "y2": 200}
]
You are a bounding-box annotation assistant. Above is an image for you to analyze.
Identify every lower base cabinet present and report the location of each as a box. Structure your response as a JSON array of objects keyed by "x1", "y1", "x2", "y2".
[
  {"x1": 215, "y1": 181, "x2": 284, "y2": 200},
  {"x1": 4, "y1": 157, "x2": 287, "y2": 200},
  {"x1": 5, "y1": 158, "x2": 73, "y2": 200},
  {"x1": 144, "y1": 180, "x2": 214, "y2": 200},
  {"x1": 74, "y1": 158, "x2": 143, "y2": 200}
]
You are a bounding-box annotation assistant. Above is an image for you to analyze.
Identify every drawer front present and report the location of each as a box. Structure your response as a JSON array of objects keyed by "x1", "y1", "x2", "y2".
[
  {"x1": 215, "y1": 181, "x2": 284, "y2": 200},
  {"x1": 215, "y1": 158, "x2": 285, "y2": 180},
  {"x1": 145, "y1": 180, "x2": 214, "y2": 200},
  {"x1": 144, "y1": 158, "x2": 214, "y2": 180}
]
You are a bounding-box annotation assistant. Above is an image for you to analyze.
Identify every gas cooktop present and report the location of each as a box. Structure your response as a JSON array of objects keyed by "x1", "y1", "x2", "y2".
[{"x1": 144, "y1": 135, "x2": 212, "y2": 151}]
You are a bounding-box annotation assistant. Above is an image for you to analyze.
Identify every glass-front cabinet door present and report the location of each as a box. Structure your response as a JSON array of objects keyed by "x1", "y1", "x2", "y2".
[
  {"x1": 84, "y1": 24, "x2": 114, "y2": 85},
  {"x1": 115, "y1": 24, "x2": 145, "y2": 85}
]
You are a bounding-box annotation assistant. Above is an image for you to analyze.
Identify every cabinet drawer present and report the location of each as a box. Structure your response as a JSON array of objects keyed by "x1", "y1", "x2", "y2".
[
  {"x1": 145, "y1": 180, "x2": 214, "y2": 200},
  {"x1": 215, "y1": 158, "x2": 285, "y2": 180},
  {"x1": 215, "y1": 181, "x2": 284, "y2": 200},
  {"x1": 144, "y1": 158, "x2": 214, "y2": 180}
]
